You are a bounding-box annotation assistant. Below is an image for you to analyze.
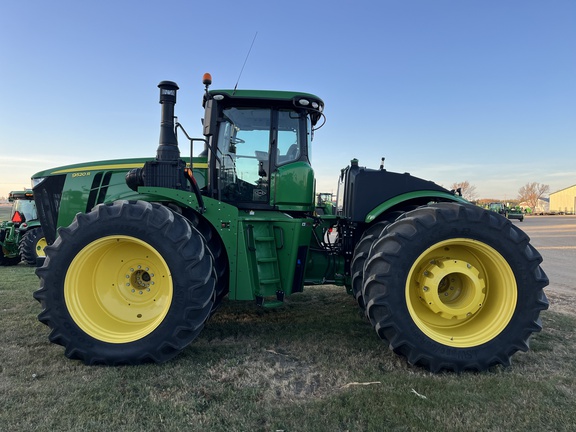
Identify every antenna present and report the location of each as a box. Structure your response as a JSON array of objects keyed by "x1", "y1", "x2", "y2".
[{"x1": 233, "y1": 32, "x2": 258, "y2": 94}]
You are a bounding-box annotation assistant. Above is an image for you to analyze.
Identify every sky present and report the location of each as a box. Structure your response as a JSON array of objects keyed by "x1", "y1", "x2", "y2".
[{"x1": 1, "y1": 0, "x2": 575, "y2": 200}]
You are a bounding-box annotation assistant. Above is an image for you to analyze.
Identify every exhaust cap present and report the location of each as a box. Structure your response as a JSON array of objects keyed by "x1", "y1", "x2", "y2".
[{"x1": 158, "y1": 80, "x2": 179, "y2": 104}]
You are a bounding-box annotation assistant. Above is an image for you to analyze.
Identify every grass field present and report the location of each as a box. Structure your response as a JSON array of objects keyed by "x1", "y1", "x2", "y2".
[{"x1": 1, "y1": 262, "x2": 575, "y2": 431}]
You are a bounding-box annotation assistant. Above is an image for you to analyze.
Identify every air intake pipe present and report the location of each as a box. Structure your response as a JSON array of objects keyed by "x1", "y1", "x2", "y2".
[{"x1": 126, "y1": 81, "x2": 187, "y2": 191}]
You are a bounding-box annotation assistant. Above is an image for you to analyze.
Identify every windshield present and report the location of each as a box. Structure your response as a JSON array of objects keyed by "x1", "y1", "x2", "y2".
[{"x1": 215, "y1": 107, "x2": 307, "y2": 205}]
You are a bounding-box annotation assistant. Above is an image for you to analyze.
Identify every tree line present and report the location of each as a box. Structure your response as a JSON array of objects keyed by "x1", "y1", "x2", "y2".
[{"x1": 450, "y1": 181, "x2": 549, "y2": 210}]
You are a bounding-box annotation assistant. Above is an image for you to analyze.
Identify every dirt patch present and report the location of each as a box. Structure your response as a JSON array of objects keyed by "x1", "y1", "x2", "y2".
[{"x1": 206, "y1": 348, "x2": 336, "y2": 401}]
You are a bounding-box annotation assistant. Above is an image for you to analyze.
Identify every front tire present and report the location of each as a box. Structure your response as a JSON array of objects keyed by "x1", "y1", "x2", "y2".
[
  {"x1": 34, "y1": 200, "x2": 216, "y2": 365},
  {"x1": 185, "y1": 210, "x2": 229, "y2": 313},
  {"x1": 363, "y1": 203, "x2": 549, "y2": 372}
]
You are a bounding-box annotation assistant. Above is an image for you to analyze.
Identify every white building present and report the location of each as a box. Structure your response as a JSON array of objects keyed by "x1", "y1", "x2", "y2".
[{"x1": 549, "y1": 184, "x2": 576, "y2": 214}]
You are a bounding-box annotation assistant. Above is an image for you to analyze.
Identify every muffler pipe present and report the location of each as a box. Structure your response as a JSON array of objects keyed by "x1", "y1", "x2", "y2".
[{"x1": 126, "y1": 80, "x2": 187, "y2": 191}]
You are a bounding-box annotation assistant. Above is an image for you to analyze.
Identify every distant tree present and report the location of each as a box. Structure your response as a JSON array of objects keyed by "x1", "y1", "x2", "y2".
[
  {"x1": 450, "y1": 181, "x2": 478, "y2": 202},
  {"x1": 518, "y1": 182, "x2": 549, "y2": 211}
]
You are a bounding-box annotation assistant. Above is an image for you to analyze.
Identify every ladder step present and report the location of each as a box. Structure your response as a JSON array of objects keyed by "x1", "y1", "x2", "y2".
[
  {"x1": 260, "y1": 278, "x2": 280, "y2": 285},
  {"x1": 257, "y1": 257, "x2": 278, "y2": 263},
  {"x1": 255, "y1": 236, "x2": 274, "y2": 242}
]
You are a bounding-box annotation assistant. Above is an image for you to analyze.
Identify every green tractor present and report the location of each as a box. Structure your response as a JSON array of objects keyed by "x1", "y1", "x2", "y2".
[
  {"x1": 487, "y1": 202, "x2": 524, "y2": 222},
  {"x1": 316, "y1": 192, "x2": 335, "y2": 215},
  {"x1": 0, "y1": 190, "x2": 46, "y2": 265},
  {"x1": 32, "y1": 76, "x2": 548, "y2": 372}
]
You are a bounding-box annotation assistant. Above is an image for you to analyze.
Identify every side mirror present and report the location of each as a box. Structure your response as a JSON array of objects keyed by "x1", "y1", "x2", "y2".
[{"x1": 203, "y1": 99, "x2": 217, "y2": 136}]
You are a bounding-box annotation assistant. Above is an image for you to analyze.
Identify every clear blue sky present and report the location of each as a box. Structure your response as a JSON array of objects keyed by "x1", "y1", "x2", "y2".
[{"x1": 1, "y1": 0, "x2": 575, "y2": 200}]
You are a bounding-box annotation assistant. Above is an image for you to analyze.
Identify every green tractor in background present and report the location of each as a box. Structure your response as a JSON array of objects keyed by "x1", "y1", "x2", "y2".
[
  {"x1": 32, "y1": 76, "x2": 548, "y2": 372},
  {"x1": 488, "y1": 202, "x2": 524, "y2": 222},
  {"x1": 316, "y1": 192, "x2": 335, "y2": 215},
  {"x1": 0, "y1": 190, "x2": 46, "y2": 265}
]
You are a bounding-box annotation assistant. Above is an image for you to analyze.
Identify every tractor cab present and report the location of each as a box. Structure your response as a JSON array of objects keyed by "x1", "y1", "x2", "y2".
[
  {"x1": 202, "y1": 86, "x2": 324, "y2": 212},
  {"x1": 8, "y1": 190, "x2": 37, "y2": 226}
]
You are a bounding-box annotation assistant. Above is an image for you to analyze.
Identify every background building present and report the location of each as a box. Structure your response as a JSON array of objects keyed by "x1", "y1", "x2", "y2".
[{"x1": 549, "y1": 185, "x2": 576, "y2": 214}]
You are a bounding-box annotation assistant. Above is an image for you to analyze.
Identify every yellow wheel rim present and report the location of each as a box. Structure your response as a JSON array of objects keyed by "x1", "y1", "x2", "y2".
[
  {"x1": 406, "y1": 238, "x2": 517, "y2": 348},
  {"x1": 64, "y1": 235, "x2": 173, "y2": 344},
  {"x1": 36, "y1": 237, "x2": 47, "y2": 257}
]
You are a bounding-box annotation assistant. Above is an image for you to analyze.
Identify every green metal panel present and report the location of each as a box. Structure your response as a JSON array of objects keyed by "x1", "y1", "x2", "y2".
[
  {"x1": 364, "y1": 190, "x2": 469, "y2": 223},
  {"x1": 270, "y1": 161, "x2": 315, "y2": 211},
  {"x1": 235, "y1": 212, "x2": 314, "y2": 301}
]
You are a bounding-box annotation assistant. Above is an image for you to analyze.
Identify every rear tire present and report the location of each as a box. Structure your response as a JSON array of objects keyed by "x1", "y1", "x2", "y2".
[
  {"x1": 34, "y1": 200, "x2": 216, "y2": 365},
  {"x1": 19, "y1": 227, "x2": 46, "y2": 265},
  {"x1": 351, "y1": 213, "x2": 402, "y2": 309},
  {"x1": 363, "y1": 203, "x2": 549, "y2": 372}
]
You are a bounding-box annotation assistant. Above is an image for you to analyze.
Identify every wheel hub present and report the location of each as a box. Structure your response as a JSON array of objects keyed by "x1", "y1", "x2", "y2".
[
  {"x1": 417, "y1": 258, "x2": 486, "y2": 320},
  {"x1": 119, "y1": 263, "x2": 159, "y2": 304}
]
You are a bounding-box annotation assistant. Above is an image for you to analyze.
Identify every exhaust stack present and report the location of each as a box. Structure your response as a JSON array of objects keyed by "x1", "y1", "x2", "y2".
[
  {"x1": 126, "y1": 80, "x2": 187, "y2": 192},
  {"x1": 157, "y1": 81, "x2": 180, "y2": 161}
]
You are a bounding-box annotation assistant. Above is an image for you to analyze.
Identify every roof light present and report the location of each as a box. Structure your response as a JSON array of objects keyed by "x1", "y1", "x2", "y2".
[
  {"x1": 311, "y1": 102, "x2": 319, "y2": 109},
  {"x1": 213, "y1": 94, "x2": 224, "y2": 101},
  {"x1": 299, "y1": 99, "x2": 310, "y2": 106},
  {"x1": 202, "y1": 73, "x2": 212, "y2": 86}
]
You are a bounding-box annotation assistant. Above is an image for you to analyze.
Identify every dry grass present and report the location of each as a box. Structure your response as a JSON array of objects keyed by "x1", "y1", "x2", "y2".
[{"x1": 1, "y1": 264, "x2": 575, "y2": 431}]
